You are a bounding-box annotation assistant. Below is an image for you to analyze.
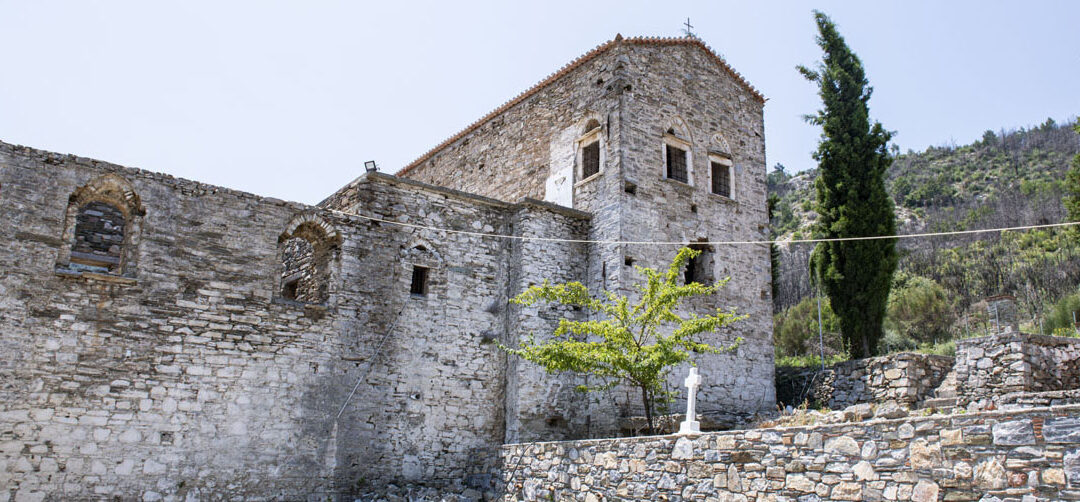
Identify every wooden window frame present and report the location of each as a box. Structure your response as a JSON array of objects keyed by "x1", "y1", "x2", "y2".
[
  {"x1": 575, "y1": 126, "x2": 604, "y2": 184},
  {"x1": 709, "y1": 153, "x2": 734, "y2": 199},
  {"x1": 662, "y1": 134, "x2": 693, "y2": 186}
]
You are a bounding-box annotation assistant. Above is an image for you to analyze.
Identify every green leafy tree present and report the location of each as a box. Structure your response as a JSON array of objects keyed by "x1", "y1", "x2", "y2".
[
  {"x1": 1066, "y1": 120, "x2": 1080, "y2": 238},
  {"x1": 501, "y1": 248, "x2": 743, "y2": 434},
  {"x1": 798, "y1": 11, "x2": 898, "y2": 358}
]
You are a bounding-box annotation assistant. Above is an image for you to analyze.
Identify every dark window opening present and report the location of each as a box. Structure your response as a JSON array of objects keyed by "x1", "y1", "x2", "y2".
[
  {"x1": 666, "y1": 144, "x2": 688, "y2": 183},
  {"x1": 281, "y1": 278, "x2": 299, "y2": 300},
  {"x1": 70, "y1": 201, "x2": 126, "y2": 273},
  {"x1": 410, "y1": 266, "x2": 429, "y2": 296},
  {"x1": 624, "y1": 256, "x2": 634, "y2": 267},
  {"x1": 690, "y1": 204, "x2": 698, "y2": 213},
  {"x1": 684, "y1": 242, "x2": 715, "y2": 286},
  {"x1": 624, "y1": 181, "x2": 637, "y2": 195},
  {"x1": 582, "y1": 141, "x2": 600, "y2": 178},
  {"x1": 712, "y1": 161, "x2": 731, "y2": 197}
]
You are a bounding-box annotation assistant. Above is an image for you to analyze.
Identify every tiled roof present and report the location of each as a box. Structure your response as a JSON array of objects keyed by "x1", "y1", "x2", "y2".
[{"x1": 396, "y1": 35, "x2": 765, "y2": 176}]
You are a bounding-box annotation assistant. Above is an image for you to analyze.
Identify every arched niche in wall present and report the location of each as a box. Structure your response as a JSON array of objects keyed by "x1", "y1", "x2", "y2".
[
  {"x1": 56, "y1": 173, "x2": 145, "y2": 278},
  {"x1": 277, "y1": 214, "x2": 342, "y2": 305}
]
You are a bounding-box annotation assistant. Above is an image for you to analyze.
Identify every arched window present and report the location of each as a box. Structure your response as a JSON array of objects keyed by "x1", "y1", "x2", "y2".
[
  {"x1": 577, "y1": 118, "x2": 604, "y2": 181},
  {"x1": 709, "y1": 133, "x2": 735, "y2": 199},
  {"x1": 278, "y1": 215, "x2": 340, "y2": 304},
  {"x1": 57, "y1": 174, "x2": 144, "y2": 278},
  {"x1": 662, "y1": 118, "x2": 693, "y2": 185},
  {"x1": 402, "y1": 240, "x2": 442, "y2": 299}
]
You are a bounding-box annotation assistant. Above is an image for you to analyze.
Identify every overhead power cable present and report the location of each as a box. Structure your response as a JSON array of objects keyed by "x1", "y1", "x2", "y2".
[{"x1": 328, "y1": 209, "x2": 1080, "y2": 246}]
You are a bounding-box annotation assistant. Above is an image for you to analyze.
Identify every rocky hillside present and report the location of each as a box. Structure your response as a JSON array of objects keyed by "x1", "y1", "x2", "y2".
[{"x1": 770, "y1": 118, "x2": 1080, "y2": 327}]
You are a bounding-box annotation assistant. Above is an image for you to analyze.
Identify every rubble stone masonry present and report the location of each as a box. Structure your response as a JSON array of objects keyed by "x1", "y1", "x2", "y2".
[
  {"x1": 0, "y1": 142, "x2": 588, "y2": 499},
  {"x1": 0, "y1": 36, "x2": 776, "y2": 500},
  {"x1": 501, "y1": 404, "x2": 1080, "y2": 501}
]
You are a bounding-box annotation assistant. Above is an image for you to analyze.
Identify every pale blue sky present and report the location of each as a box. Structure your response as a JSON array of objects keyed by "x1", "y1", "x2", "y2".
[{"x1": 1, "y1": 1, "x2": 1078, "y2": 204}]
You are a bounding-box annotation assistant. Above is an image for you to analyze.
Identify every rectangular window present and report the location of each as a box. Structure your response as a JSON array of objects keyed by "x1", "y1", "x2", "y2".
[
  {"x1": 711, "y1": 161, "x2": 731, "y2": 197},
  {"x1": 582, "y1": 141, "x2": 600, "y2": 178},
  {"x1": 666, "y1": 144, "x2": 688, "y2": 183},
  {"x1": 410, "y1": 266, "x2": 429, "y2": 295}
]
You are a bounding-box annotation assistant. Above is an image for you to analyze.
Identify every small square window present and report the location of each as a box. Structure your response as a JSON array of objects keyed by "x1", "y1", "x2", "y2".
[
  {"x1": 711, "y1": 161, "x2": 731, "y2": 197},
  {"x1": 666, "y1": 144, "x2": 688, "y2": 183},
  {"x1": 410, "y1": 266, "x2": 429, "y2": 296}
]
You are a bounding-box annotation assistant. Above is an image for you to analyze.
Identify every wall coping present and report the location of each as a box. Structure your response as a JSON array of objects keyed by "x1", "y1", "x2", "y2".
[
  {"x1": 325, "y1": 171, "x2": 593, "y2": 222},
  {"x1": 957, "y1": 332, "x2": 1080, "y2": 348},
  {"x1": 501, "y1": 402, "x2": 1080, "y2": 449},
  {"x1": 776, "y1": 351, "x2": 954, "y2": 375}
]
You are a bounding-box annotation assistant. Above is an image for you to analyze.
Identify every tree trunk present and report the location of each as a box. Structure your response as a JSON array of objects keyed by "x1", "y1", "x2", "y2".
[{"x1": 641, "y1": 387, "x2": 653, "y2": 435}]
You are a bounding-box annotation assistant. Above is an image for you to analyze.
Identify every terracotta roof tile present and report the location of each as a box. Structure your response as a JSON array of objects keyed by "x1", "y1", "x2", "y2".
[{"x1": 396, "y1": 35, "x2": 764, "y2": 176}]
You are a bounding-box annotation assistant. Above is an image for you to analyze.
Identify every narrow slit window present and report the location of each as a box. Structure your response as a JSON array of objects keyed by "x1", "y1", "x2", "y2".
[
  {"x1": 582, "y1": 141, "x2": 600, "y2": 178},
  {"x1": 666, "y1": 144, "x2": 688, "y2": 183},
  {"x1": 712, "y1": 161, "x2": 731, "y2": 197},
  {"x1": 410, "y1": 266, "x2": 429, "y2": 296},
  {"x1": 684, "y1": 255, "x2": 699, "y2": 285}
]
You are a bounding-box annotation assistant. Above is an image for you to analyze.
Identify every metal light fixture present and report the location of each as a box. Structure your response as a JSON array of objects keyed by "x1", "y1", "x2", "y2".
[{"x1": 364, "y1": 160, "x2": 378, "y2": 172}]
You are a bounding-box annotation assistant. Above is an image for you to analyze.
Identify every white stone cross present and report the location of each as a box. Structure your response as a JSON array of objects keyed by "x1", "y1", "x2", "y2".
[{"x1": 677, "y1": 367, "x2": 702, "y2": 435}]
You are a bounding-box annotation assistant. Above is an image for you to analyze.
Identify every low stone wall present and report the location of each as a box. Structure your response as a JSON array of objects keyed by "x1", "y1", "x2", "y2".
[
  {"x1": 776, "y1": 353, "x2": 953, "y2": 409},
  {"x1": 956, "y1": 334, "x2": 1080, "y2": 409},
  {"x1": 499, "y1": 404, "x2": 1080, "y2": 501}
]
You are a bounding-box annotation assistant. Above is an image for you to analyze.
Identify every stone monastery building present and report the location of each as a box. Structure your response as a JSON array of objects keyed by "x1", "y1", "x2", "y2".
[{"x1": 0, "y1": 35, "x2": 773, "y2": 499}]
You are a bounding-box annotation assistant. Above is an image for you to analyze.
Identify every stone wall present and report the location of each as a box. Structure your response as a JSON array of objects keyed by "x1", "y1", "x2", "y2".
[
  {"x1": 956, "y1": 333, "x2": 1080, "y2": 409},
  {"x1": 0, "y1": 142, "x2": 585, "y2": 500},
  {"x1": 500, "y1": 404, "x2": 1080, "y2": 501},
  {"x1": 777, "y1": 353, "x2": 954, "y2": 409}
]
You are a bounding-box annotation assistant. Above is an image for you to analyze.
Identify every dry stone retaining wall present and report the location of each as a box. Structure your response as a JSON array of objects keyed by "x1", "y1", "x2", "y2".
[
  {"x1": 777, "y1": 353, "x2": 953, "y2": 409},
  {"x1": 956, "y1": 334, "x2": 1080, "y2": 409},
  {"x1": 500, "y1": 404, "x2": 1080, "y2": 501}
]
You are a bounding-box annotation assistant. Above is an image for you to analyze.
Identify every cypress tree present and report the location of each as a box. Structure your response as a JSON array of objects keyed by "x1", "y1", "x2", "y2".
[
  {"x1": 1066, "y1": 120, "x2": 1080, "y2": 239},
  {"x1": 798, "y1": 11, "x2": 897, "y2": 358}
]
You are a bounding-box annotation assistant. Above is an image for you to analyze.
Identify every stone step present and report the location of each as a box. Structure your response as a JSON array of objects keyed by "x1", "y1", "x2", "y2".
[
  {"x1": 921, "y1": 397, "x2": 956, "y2": 409},
  {"x1": 935, "y1": 388, "x2": 957, "y2": 399},
  {"x1": 932, "y1": 368, "x2": 959, "y2": 399}
]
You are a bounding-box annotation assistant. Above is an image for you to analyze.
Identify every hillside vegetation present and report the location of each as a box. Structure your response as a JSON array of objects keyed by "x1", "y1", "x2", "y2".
[{"x1": 771, "y1": 118, "x2": 1080, "y2": 360}]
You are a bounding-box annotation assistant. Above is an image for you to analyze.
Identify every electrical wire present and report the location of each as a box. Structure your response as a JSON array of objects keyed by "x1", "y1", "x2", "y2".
[{"x1": 328, "y1": 208, "x2": 1080, "y2": 246}]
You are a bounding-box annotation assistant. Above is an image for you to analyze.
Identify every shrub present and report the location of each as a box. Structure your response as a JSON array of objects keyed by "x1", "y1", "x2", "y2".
[
  {"x1": 884, "y1": 272, "x2": 956, "y2": 344},
  {"x1": 774, "y1": 295, "x2": 845, "y2": 358},
  {"x1": 1043, "y1": 289, "x2": 1080, "y2": 335}
]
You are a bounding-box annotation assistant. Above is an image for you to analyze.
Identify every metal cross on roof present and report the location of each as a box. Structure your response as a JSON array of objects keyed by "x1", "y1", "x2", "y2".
[{"x1": 683, "y1": 17, "x2": 696, "y2": 38}]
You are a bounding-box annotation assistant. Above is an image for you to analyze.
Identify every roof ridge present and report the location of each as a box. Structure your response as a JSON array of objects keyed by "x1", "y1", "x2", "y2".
[{"x1": 396, "y1": 35, "x2": 764, "y2": 177}]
